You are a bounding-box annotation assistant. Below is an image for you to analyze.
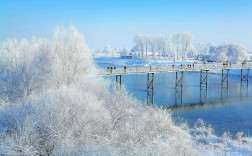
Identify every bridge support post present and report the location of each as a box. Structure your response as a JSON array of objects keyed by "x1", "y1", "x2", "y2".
[
  {"x1": 175, "y1": 71, "x2": 184, "y2": 105},
  {"x1": 240, "y1": 69, "x2": 249, "y2": 97},
  {"x1": 200, "y1": 70, "x2": 208, "y2": 104},
  {"x1": 241, "y1": 69, "x2": 249, "y2": 87},
  {"x1": 116, "y1": 75, "x2": 122, "y2": 89},
  {"x1": 147, "y1": 73, "x2": 154, "y2": 105},
  {"x1": 221, "y1": 69, "x2": 229, "y2": 99}
]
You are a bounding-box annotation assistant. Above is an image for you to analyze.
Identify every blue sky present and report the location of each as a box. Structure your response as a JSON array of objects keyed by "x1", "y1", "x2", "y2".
[{"x1": 0, "y1": 0, "x2": 252, "y2": 49}]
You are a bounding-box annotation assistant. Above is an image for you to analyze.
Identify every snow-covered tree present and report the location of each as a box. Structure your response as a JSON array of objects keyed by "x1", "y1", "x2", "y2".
[
  {"x1": 132, "y1": 32, "x2": 194, "y2": 60},
  {"x1": 209, "y1": 44, "x2": 248, "y2": 63},
  {"x1": 156, "y1": 35, "x2": 164, "y2": 59},
  {"x1": 133, "y1": 34, "x2": 151, "y2": 58},
  {"x1": 52, "y1": 25, "x2": 95, "y2": 86},
  {"x1": 0, "y1": 25, "x2": 95, "y2": 102},
  {"x1": 194, "y1": 43, "x2": 213, "y2": 59},
  {"x1": 149, "y1": 36, "x2": 157, "y2": 58},
  {"x1": 103, "y1": 45, "x2": 114, "y2": 56},
  {"x1": 164, "y1": 34, "x2": 174, "y2": 58},
  {"x1": 227, "y1": 44, "x2": 248, "y2": 63},
  {"x1": 172, "y1": 33, "x2": 182, "y2": 60},
  {"x1": 209, "y1": 45, "x2": 227, "y2": 62},
  {"x1": 143, "y1": 35, "x2": 151, "y2": 58},
  {"x1": 133, "y1": 35, "x2": 145, "y2": 57},
  {"x1": 216, "y1": 51, "x2": 228, "y2": 62},
  {"x1": 187, "y1": 44, "x2": 196, "y2": 58},
  {"x1": 120, "y1": 48, "x2": 130, "y2": 56},
  {"x1": 180, "y1": 32, "x2": 194, "y2": 59}
]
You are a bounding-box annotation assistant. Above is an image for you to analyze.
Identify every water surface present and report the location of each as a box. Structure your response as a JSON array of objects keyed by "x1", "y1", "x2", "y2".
[{"x1": 96, "y1": 58, "x2": 252, "y2": 136}]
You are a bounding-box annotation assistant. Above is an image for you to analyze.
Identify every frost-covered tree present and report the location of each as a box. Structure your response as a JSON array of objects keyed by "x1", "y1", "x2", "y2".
[
  {"x1": 0, "y1": 25, "x2": 95, "y2": 102},
  {"x1": 172, "y1": 33, "x2": 182, "y2": 60},
  {"x1": 216, "y1": 51, "x2": 228, "y2": 62},
  {"x1": 156, "y1": 35, "x2": 164, "y2": 59},
  {"x1": 143, "y1": 35, "x2": 151, "y2": 58},
  {"x1": 164, "y1": 34, "x2": 174, "y2": 58},
  {"x1": 120, "y1": 48, "x2": 130, "y2": 56},
  {"x1": 132, "y1": 32, "x2": 195, "y2": 60},
  {"x1": 209, "y1": 44, "x2": 248, "y2": 63},
  {"x1": 103, "y1": 45, "x2": 116, "y2": 57},
  {"x1": 51, "y1": 25, "x2": 95, "y2": 86},
  {"x1": 195, "y1": 43, "x2": 213, "y2": 56},
  {"x1": 227, "y1": 44, "x2": 248, "y2": 63},
  {"x1": 149, "y1": 36, "x2": 157, "y2": 58},
  {"x1": 0, "y1": 38, "x2": 50, "y2": 102},
  {"x1": 209, "y1": 45, "x2": 228, "y2": 62},
  {"x1": 187, "y1": 44, "x2": 196, "y2": 58},
  {"x1": 0, "y1": 26, "x2": 203, "y2": 155},
  {"x1": 180, "y1": 32, "x2": 194, "y2": 59},
  {"x1": 133, "y1": 35, "x2": 145, "y2": 57},
  {"x1": 133, "y1": 34, "x2": 151, "y2": 58}
]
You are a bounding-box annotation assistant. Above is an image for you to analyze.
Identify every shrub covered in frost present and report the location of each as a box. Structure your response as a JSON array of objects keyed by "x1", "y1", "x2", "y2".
[{"x1": 0, "y1": 26, "x2": 200, "y2": 155}]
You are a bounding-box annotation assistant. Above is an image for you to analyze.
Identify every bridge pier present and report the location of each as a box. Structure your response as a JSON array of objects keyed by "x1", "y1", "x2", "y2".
[
  {"x1": 147, "y1": 73, "x2": 154, "y2": 105},
  {"x1": 175, "y1": 71, "x2": 184, "y2": 105},
  {"x1": 241, "y1": 69, "x2": 249, "y2": 87},
  {"x1": 200, "y1": 70, "x2": 208, "y2": 104},
  {"x1": 240, "y1": 69, "x2": 249, "y2": 97},
  {"x1": 221, "y1": 69, "x2": 229, "y2": 99},
  {"x1": 116, "y1": 75, "x2": 122, "y2": 89},
  {"x1": 102, "y1": 63, "x2": 252, "y2": 106}
]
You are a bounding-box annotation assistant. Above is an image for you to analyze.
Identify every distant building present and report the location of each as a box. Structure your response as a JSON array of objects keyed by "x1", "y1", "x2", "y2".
[
  {"x1": 197, "y1": 54, "x2": 210, "y2": 60},
  {"x1": 120, "y1": 55, "x2": 133, "y2": 59},
  {"x1": 247, "y1": 52, "x2": 252, "y2": 61},
  {"x1": 120, "y1": 48, "x2": 133, "y2": 59}
]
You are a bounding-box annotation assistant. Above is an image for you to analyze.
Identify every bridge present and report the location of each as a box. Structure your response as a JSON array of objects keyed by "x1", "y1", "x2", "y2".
[{"x1": 98, "y1": 63, "x2": 252, "y2": 105}]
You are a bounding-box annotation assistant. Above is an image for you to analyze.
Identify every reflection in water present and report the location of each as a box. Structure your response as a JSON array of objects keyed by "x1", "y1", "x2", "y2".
[
  {"x1": 161, "y1": 85, "x2": 249, "y2": 113},
  {"x1": 134, "y1": 71, "x2": 251, "y2": 136},
  {"x1": 172, "y1": 95, "x2": 252, "y2": 136},
  {"x1": 98, "y1": 62, "x2": 252, "y2": 136},
  {"x1": 200, "y1": 70, "x2": 208, "y2": 104},
  {"x1": 167, "y1": 98, "x2": 232, "y2": 113},
  {"x1": 147, "y1": 73, "x2": 154, "y2": 105},
  {"x1": 240, "y1": 85, "x2": 249, "y2": 97},
  {"x1": 175, "y1": 71, "x2": 184, "y2": 105},
  {"x1": 147, "y1": 91, "x2": 154, "y2": 106}
]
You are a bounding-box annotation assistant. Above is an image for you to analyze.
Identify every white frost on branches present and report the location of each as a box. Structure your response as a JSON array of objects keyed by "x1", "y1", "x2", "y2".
[
  {"x1": 209, "y1": 44, "x2": 248, "y2": 63},
  {"x1": 133, "y1": 32, "x2": 194, "y2": 60},
  {"x1": 0, "y1": 25, "x2": 95, "y2": 102},
  {"x1": 0, "y1": 26, "x2": 200, "y2": 155}
]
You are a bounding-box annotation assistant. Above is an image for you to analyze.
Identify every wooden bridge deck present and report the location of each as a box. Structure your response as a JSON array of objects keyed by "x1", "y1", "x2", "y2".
[{"x1": 98, "y1": 63, "x2": 252, "y2": 76}]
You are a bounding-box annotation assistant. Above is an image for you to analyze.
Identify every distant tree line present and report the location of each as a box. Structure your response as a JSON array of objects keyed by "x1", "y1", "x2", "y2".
[
  {"x1": 132, "y1": 32, "x2": 194, "y2": 60},
  {"x1": 131, "y1": 33, "x2": 249, "y2": 63},
  {"x1": 94, "y1": 32, "x2": 249, "y2": 63}
]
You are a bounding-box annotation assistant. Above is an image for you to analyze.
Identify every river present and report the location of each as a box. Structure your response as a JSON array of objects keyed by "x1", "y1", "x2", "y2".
[{"x1": 96, "y1": 57, "x2": 252, "y2": 137}]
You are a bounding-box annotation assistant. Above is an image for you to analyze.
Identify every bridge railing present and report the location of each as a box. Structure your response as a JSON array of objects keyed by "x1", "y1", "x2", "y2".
[{"x1": 98, "y1": 63, "x2": 252, "y2": 75}]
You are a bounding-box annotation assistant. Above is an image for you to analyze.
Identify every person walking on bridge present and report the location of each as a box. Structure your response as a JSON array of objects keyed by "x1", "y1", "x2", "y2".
[{"x1": 124, "y1": 66, "x2": 126, "y2": 72}]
